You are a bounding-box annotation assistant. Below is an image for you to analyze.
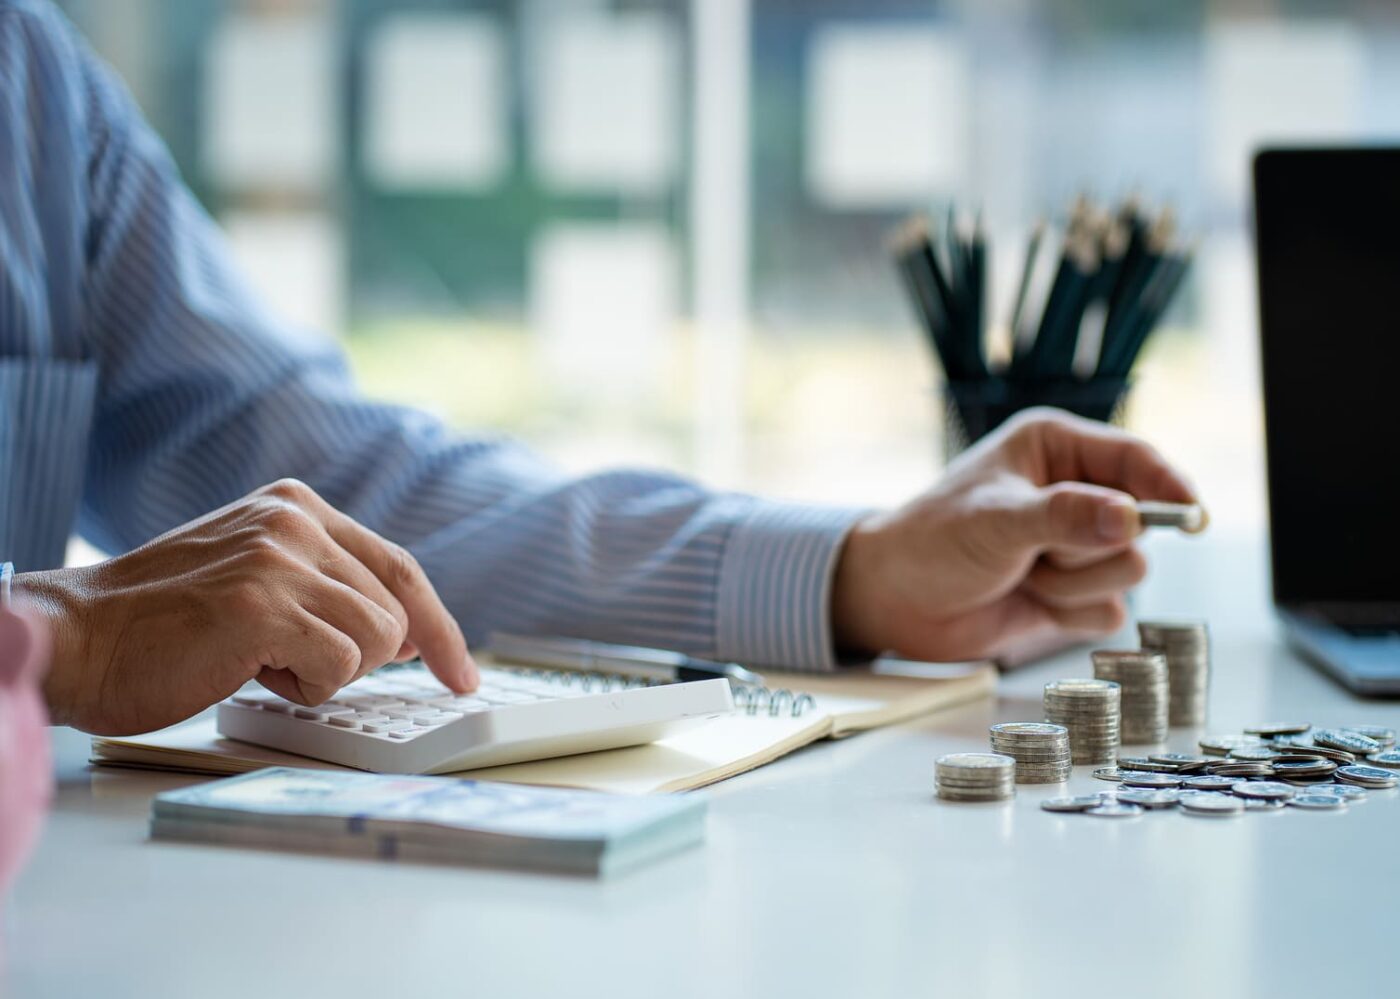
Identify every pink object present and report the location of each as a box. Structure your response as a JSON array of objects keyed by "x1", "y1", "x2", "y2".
[{"x1": 0, "y1": 607, "x2": 51, "y2": 897}]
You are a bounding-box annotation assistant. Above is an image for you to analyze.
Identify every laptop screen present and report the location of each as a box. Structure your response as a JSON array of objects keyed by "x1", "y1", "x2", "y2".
[{"x1": 1253, "y1": 148, "x2": 1400, "y2": 616}]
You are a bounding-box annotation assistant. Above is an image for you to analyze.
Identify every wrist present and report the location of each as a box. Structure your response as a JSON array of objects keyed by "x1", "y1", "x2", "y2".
[
  {"x1": 13, "y1": 568, "x2": 93, "y2": 727},
  {"x1": 830, "y1": 513, "x2": 892, "y2": 659}
]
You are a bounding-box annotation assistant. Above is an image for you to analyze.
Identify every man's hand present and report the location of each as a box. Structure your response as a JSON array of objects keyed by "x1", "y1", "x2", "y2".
[
  {"x1": 19, "y1": 479, "x2": 477, "y2": 735},
  {"x1": 831, "y1": 409, "x2": 1199, "y2": 663}
]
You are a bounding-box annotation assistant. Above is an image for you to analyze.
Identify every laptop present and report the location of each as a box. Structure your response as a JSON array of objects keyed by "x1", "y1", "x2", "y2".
[{"x1": 1253, "y1": 147, "x2": 1400, "y2": 694}]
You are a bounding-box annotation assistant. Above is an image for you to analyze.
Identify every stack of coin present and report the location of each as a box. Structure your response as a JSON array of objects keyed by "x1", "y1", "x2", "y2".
[
  {"x1": 1091, "y1": 650, "x2": 1168, "y2": 745},
  {"x1": 1043, "y1": 679, "x2": 1121, "y2": 765},
  {"x1": 935, "y1": 753, "x2": 1016, "y2": 802},
  {"x1": 988, "y1": 722, "x2": 1072, "y2": 783},
  {"x1": 1137, "y1": 619, "x2": 1210, "y2": 727}
]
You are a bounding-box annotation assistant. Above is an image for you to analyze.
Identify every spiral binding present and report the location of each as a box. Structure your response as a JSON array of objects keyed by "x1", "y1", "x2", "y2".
[{"x1": 497, "y1": 666, "x2": 817, "y2": 718}]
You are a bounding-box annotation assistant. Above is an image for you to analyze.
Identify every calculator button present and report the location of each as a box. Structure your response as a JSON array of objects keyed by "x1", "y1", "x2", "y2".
[
  {"x1": 260, "y1": 701, "x2": 295, "y2": 715},
  {"x1": 387, "y1": 730, "x2": 417, "y2": 740},
  {"x1": 231, "y1": 691, "x2": 279, "y2": 707},
  {"x1": 294, "y1": 705, "x2": 355, "y2": 720},
  {"x1": 327, "y1": 716, "x2": 361, "y2": 730}
]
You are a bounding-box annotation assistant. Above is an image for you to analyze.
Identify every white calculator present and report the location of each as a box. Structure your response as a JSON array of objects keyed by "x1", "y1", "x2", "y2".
[{"x1": 216, "y1": 665, "x2": 734, "y2": 774}]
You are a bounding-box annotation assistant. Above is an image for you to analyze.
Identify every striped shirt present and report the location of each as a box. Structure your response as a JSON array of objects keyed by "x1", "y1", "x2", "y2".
[{"x1": 0, "y1": 0, "x2": 863, "y2": 671}]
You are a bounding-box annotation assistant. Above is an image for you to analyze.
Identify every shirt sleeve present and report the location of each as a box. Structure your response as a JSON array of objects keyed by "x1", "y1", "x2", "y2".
[{"x1": 19, "y1": 1, "x2": 867, "y2": 671}]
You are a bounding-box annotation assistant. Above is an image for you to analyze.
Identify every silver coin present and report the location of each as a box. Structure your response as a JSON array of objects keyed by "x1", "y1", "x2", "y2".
[
  {"x1": 1344, "y1": 725, "x2": 1396, "y2": 746},
  {"x1": 1288, "y1": 795, "x2": 1347, "y2": 810},
  {"x1": 1335, "y1": 765, "x2": 1397, "y2": 782},
  {"x1": 1244, "y1": 722, "x2": 1311, "y2": 737},
  {"x1": 1121, "y1": 772, "x2": 1181, "y2": 788},
  {"x1": 1151, "y1": 753, "x2": 1207, "y2": 765},
  {"x1": 1229, "y1": 746, "x2": 1280, "y2": 762},
  {"x1": 1118, "y1": 757, "x2": 1173, "y2": 771},
  {"x1": 1368, "y1": 751, "x2": 1400, "y2": 769},
  {"x1": 1093, "y1": 767, "x2": 1125, "y2": 782},
  {"x1": 1114, "y1": 788, "x2": 1180, "y2": 808},
  {"x1": 1040, "y1": 796, "x2": 1106, "y2": 813},
  {"x1": 1199, "y1": 734, "x2": 1269, "y2": 755},
  {"x1": 1314, "y1": 729, "x2": 1383, "y2": 755},
  {"x1": 937, "y1": 753, "x2": 1016, "y2": 770},
  {"x1": 1244, "y1": 798, "x2": 1287, "y2": 811},
  {"x1": 990, "y1": 722, "x2": 1069, "y2": 739},
  {"x1": 1183, "y1": 775, "x2": 1237, "y2": 791},
  {"x1": 1334, "y1": 766, "x2": 1399, "y2": 788},
  {"x1": 1297, "y1": 783, "x2": 1367, "y2": 801},
  {"x1": 1231, "y1": 781, "x2": 1295, "y2": 801},
  {"x1": 1085, "y1": 802, "x2": 1145, "y2": 818},
  {"x1": 1179, "y1": 792, "x2": 1244, "y2": 815}
]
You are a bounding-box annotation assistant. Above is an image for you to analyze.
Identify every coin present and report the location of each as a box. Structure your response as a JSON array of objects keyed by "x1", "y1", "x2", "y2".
[
  {"x1": 1114, "y1": 788, "x2": 1180, "y2": 808},
  {"x1": 1199, "y1": 734, "x2": 1266, "y2": 755},
  {"x1": 1314, "y1": 729, "x2": 1383, "y2": 755},
  {"x1": 1228, "y1": 747, "x2": 1280, "y2": 762},
  {"x1": 1231, "y1": 781, "x2": 1295, "y2": 801},
  {"x1": 1121, "y1": 772, "x2": 1181, "y2": 789},
  {"x1": 1369, "y1": 751, "x2": 1400, "y2": 770},
  {"x1": 1244, "y1": 722, "x2": 1311, "y2": 737},
  {"x1": 1288, "y1": 795, "x2": 1346, "y2": 811},
  {"x1": 1137, "y1": 501, "x2": 1207, "y2": 532},
  {"x1": 1244, "y1": 798, "x2": 1287, "y2": 811},
  {"x1": 1151, "y1": 753, "x2": 1208, "y2": 765},
  {"x1": 990, "y1": 722, "x2": 1069, "y2": 740},
  {"x1": 1182, "y1": 775, "x2": 1237, "y2": 791},
  {"x1": 1085, "y1": 802, "x2": 1145, "y2": 818},
  {"x1": 1093, "y1": 767, "x2": 1125, "y2": 782},
  {"x1": 1179, "y1": 792, "x2": 1243, "y2": 816},
  {"x1": 1298, "y1": 783, "x2": 1366, "y2": 801},
  {"x1": 1040, "y1": 796, "x2": 1107, "y2": 813},
  {"x1": 1335, "y1": 765, "x2": 1399, "y2": 788},
  {"x1": 1345, "y1": 725, "x2": 1396, "y2": 747},
  {"x1": 1271, "y1": 759, "x2": 1336, "y2": 776}
]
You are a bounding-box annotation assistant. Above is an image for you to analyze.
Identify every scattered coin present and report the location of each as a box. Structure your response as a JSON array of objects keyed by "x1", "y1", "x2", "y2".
[
  {"x1": 1093, "y1": 767, "x2": 1125, "y2": 782},
  {"x1": 1314, "y1": 729, "x2": 1383, "y2": 756},
  {"x1": 1231, "y1": 781, "x2": 1295, "y2": 801},
  {"x1": 1182, "y1": 775, "x2": 1237, "y2": 791},
  {"x1": 1288, "y1": 795, "x2": 1346, "y2": 811},
  {"x1": 1114, "y1": 788, "x2": 1180, "y2": 809},
  {"x1": 1121, "y1": 772, "x2": 1181, "y2": 789},
  {"x1": 1040, "y1": 796, "x2": 1107, "y2": 813},
  {"x1": 1369, "y1": 751, "x2": 1400, "y2": 770},
  {"x1": 1179, "y1": 792, "x2": 1244, "y2": 816},
  {"x1": 1199, "y1": 734, "x2": 1266, "y2": 756},
  {"x1": 1345, "y1": 725, "x2": 1396, "y2": 748},
  {"x1": 1229, "y1": 746, "x2": 1280, "y2": 762},
  {"x1": 1244, "y1": 722, "x2": 1311, "y2": 737},
  {"x1": 1085, "y1": 802, "x2": 1145, "y2": 818},
  {"x1": 1298, "y1": 784, "x2": 1366, "y2": 802},
  {"x1": 1335, "y1": 765, "x2": 1399, "y2": 789},
  {"x1": 1244, "y1": 798, "x2": 1287, "y2": 811}
]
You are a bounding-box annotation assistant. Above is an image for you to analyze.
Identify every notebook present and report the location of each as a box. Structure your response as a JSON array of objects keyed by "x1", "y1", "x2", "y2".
[{"x1": 92, "y1": 657, "x2": 994, "y2": 794}]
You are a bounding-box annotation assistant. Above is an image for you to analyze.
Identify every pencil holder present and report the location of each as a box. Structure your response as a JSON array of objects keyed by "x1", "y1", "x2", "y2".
[{"x1": 941, "y1": 377, "x2": 1130, "y2": 460}]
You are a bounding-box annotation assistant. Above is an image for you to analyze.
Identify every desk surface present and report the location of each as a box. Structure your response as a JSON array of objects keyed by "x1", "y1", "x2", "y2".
[{"x1": 9, "y1": 533, "x2": 1399, "y2": 999}]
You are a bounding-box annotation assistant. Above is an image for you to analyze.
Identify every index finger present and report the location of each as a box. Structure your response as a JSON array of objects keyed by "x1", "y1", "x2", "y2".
[
  {"x1": 308, "y1": 499, "x2": 476, "y2": 693},
  {"x1": 1034, "y1": 414, "x2": 1198, "y2": 503}
]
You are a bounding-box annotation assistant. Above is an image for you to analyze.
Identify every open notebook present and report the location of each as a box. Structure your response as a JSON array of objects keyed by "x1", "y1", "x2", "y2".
[{"x1": 91, "y1": 658, "x2": 994, "y2": 794}]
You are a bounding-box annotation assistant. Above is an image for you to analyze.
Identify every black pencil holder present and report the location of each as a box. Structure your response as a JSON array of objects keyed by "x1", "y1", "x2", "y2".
[{"x1": 941, "y1": 377, "x2": 1130, "y2": 460}]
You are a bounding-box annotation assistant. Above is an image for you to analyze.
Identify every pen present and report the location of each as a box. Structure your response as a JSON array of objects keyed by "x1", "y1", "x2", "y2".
[{"x1": 486, "y1": 632, "x2": 766, "y2": 688}]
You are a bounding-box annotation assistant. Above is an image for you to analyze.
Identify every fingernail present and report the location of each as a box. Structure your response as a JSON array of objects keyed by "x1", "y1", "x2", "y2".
[{"x1": 1097, "y1": 499, "x2": 1138, "y2": 542}]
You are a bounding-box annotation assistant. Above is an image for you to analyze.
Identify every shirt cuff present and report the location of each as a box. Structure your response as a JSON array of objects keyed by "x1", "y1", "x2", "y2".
[{"x1": 714, "y1": 501, "x2": 870, "y2": 673}]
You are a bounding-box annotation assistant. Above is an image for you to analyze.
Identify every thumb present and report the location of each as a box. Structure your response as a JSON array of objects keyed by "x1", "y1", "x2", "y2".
[{"x1": 1003, "y1": 482, "x2": 1140, "y2": 552}]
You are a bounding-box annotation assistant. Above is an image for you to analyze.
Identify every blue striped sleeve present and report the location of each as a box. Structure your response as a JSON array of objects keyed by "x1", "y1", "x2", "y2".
[{"x1": 0, "y1": 1, "x2": 871, "y2": 673}]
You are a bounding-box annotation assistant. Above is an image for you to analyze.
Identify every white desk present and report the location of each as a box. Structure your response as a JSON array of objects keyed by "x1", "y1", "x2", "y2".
[{"x1": 8, "y1": 533, "x2": 1399, "y2": 999}]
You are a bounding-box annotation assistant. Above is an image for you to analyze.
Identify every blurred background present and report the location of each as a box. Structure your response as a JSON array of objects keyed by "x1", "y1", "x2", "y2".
[{"x1": 54, "y1": 0, "x2": 1397, "y2": 532}]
